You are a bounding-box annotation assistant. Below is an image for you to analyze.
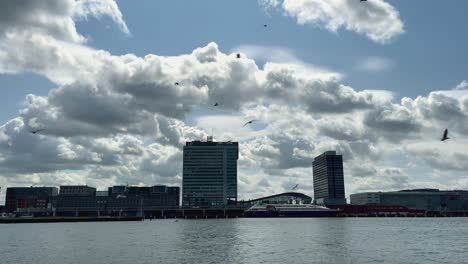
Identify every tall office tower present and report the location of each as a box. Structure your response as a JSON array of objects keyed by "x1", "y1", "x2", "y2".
[
  {"x1": 183, "y1": 136, "x2": 238, "y2": 207},
  {"x1": 312, "y1": 151, "x2": 346, "y2": 205}
]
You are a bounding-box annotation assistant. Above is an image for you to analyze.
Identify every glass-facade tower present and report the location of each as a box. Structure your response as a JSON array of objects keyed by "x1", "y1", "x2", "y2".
[
  {"x1": 182, "y1": 137, "x2": 238, "y2": 207},
  {"x1": 312, "y1": 151, "x2": 346, "y2": 205}
]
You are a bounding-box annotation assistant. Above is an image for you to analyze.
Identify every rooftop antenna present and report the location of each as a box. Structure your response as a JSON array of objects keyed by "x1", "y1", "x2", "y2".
[{"x1": 207, "y1": 128, "x2": 214, "y2": 142}]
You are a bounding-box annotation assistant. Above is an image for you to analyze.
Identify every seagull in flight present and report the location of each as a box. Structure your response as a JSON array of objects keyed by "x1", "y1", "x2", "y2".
[
  {"x1": 291, "y1": 184, "x2": 299, "y2": 191},
  {"x1": 214, "y1": 102, "x2": 219, "y2": 107},
  {"x1": 174, "y1": 82, "x2": 180, "y2": 86},
  {"x1": 441, "y1": 128, "x2": 450, "y2": 141},
  {"x1": 242, "y1": 120, "x2": 259, "y2": 127},
  {"x1": 30, "y1": 129, "x2": 45, "y2": 134}
]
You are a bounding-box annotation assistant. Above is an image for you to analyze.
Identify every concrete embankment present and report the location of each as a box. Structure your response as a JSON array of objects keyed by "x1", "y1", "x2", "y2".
[{"x1": 0, "y1": 216, "x2": 144, "y2": 224}]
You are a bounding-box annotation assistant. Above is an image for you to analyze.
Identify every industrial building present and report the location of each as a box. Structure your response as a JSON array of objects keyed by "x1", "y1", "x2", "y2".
[
  {"x1": 312, "y1": 151, "x2": 346, "y2": 205},
  {"x1": 182, "y1": 136, "x2": 238, "y2": 207}
]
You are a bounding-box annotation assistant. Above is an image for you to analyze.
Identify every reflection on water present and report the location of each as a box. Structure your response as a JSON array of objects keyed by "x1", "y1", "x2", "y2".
[{"x1": 1, "y1": 218, "x2": 468, "y2": 264}]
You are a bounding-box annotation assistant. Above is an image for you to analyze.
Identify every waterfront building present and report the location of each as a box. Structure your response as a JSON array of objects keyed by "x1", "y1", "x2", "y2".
[
  {"x1": 350, "y1": 189, "x2": 468, "y2": 211},
  {"x1": 350, "y1": 192, "x2": 381, "y2": 205},
  {"x1": 107, "y1": 185, "x2": 180, "y2": 208},
  {"x1": 54, "y1": 185, "x2": 179, "y2": 216},
  {"x1": 312, "y1": 151, "x2": 346, "y2": 205},
  {"x1": 242, "y1": 192, "x2": 312, "y2": 205},
  {"x1": 182, "y1": 136, "x2": 238, "y2": 207},
  {"x1": 5, "y1": 187, "x2": 58, "y2": 213}
]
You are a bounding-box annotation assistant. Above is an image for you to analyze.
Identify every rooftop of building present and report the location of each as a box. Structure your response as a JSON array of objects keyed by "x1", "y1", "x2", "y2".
[
  {"x1": 243, "y1": 192, "x2": 312, "y2": 203},
  {"x1": 60, "y1": 185, "x2": 96, "y2": 188},
  {"x1": 6, "y1": 186, "x2": 58, "y2": 190},
  {"x1": 314, "y1": 150, "x2": 341, "y2": 160},
  {"x1": 186, "y1": 140, "x2": 238, "y2": 146},
  {"x1": 351, "y1": 189, "x2": 468, "y2": 196}
]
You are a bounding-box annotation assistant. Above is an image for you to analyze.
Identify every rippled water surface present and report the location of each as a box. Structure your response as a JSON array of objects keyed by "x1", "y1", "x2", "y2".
[{"x1": 1, "y1": 218, "x2": 468, "y2": 264}]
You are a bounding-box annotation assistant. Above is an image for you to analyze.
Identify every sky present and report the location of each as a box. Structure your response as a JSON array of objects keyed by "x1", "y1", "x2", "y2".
[{"x1": 0, "y1": 0, "x2": 468, "y2": 204}]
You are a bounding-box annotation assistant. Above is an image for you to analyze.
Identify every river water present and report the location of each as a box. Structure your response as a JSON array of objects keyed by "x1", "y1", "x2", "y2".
[{"x1": 1, "y1": 218, "x2": 467, "y2": 264}]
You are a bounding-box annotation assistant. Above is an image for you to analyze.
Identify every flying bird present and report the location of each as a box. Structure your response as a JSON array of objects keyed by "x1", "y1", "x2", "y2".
[
  {"x1": 242, "y1": 120, "x2": 259, "y2": 127},
  {"x1": 291, "y1": 184, "x2": 299, "y2": 191},
  {"x1": 441, "y1": 128, "x2": 450, "y2": 141},
  {"x1": 236, "y1": 53, "x2": 241, "y2": 59},
  {"x1": 214, "y1": 102, "x2": 219, "y2": 107},
  {"x1": 174, "y1": 82, "x2": 179, "y2": 86},
  {"x1": 30, "y1": 129, "x2": 45, "y2": 134},
  {"x1": 263, "y1": 24, "x2": 268, "y2": 27}
]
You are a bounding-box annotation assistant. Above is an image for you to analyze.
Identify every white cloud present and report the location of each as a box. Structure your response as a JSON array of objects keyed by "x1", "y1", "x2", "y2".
[
  {"x1": 0, "y1": 0, "x2": 467, "y2": 200},
  {"x1": 454, "y1": 80, "x2": 468, "y2": 90},
  {"x1": 74, "y1": 0, "x2": 130, "y2": 35},
  {"x1": 356, "y1": 56, "x2": 393, "y2": 72},
  {"x1": 260, "y1": 0, "x2": 404, "y2": 44},
  {"x1": 0, "y1": 0, "x2": 129, "y2": 84}
]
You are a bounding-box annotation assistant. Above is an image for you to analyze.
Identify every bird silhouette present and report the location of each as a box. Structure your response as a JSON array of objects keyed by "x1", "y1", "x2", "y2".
[
  {"x1": 264, "y1": 24, "x2": 268, "y2": 27},
  {"x1": 213, "y1": 102, "x2": 219, "y2": 107},
  {"x1": 174, "y1": 82, "x2": 179, "y2": 86},
  {"x1": 291, "y1": 184, "x2": 299, "y2": 191},
  {"x1": 30, "y1": 129, "x2": 45, "y2": 134},
  {"x1": 441, "y1": 128, "x2": 450, "y2": 141},
  {"x1": 236, "y1": 53, "x2": 241, "y2": 59},
  {"x1": 242, "y1": 120, "x2": 259, "y2": 127}
]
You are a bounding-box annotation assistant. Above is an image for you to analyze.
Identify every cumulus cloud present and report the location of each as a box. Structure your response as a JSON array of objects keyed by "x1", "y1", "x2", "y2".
[
  {"x1": 0, "y1": 0, "x2": 467, "y2": 200},
  {"x1": 0, "y1": 0, "x2": 128, "y2": 84},
  {"x1": 259, "y1": 0, "x2": 404, "y2": 44}
]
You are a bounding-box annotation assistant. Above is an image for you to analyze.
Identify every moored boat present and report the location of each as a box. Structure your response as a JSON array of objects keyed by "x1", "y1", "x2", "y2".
[{"x1": 244, "y1": 204, "x2": 339, "y2": 217}]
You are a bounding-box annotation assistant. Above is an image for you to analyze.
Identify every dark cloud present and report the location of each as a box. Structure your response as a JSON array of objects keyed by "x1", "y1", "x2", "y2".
[{"x1": 364, "y1": 104, "x2": 422, "y2": 142}]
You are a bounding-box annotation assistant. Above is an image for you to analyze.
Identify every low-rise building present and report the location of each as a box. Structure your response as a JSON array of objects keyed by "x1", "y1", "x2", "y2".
[
  {"x1": 52, "y1": 185, "x2": 181, "y2": 216},
  {"x1": 5, "y1": 187, "x2": 58, "y2": 214},
  {"x1": 350, "y1": 189, "x2": 468, "y2": 211}
]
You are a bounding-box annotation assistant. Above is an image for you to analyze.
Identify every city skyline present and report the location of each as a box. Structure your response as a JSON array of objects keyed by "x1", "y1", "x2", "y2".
[{"x1": 1, "y1": 1, "x2": 468, "y2": 205}]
